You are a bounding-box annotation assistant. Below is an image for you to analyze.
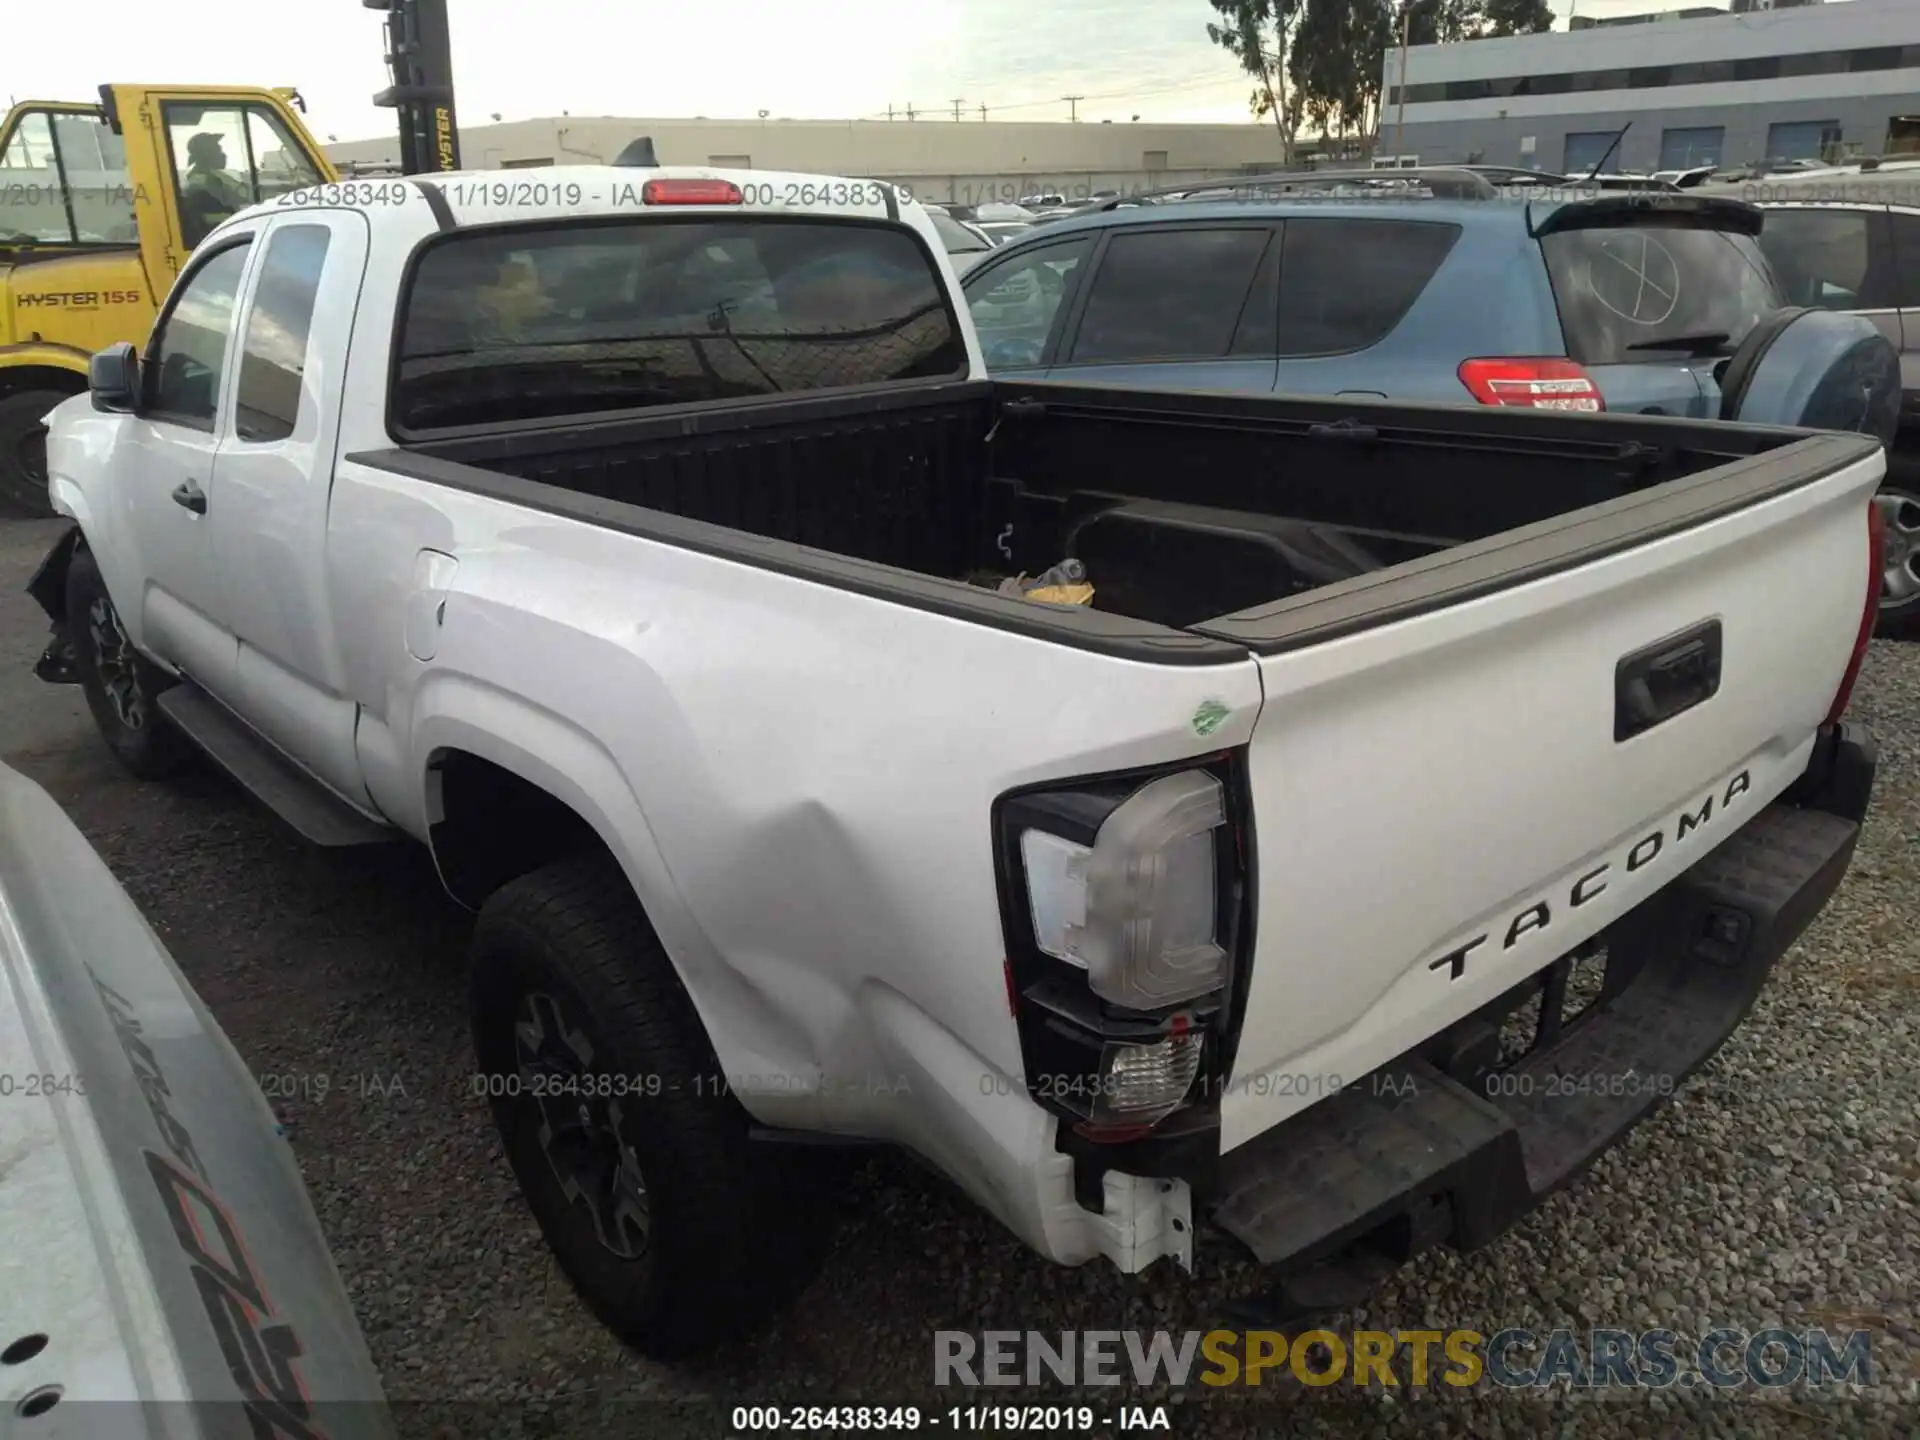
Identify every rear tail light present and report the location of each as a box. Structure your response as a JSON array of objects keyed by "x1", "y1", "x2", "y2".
[
  {"x1": 998, "y1": 761, "x2": 1250, "y2": 1141},
  {"x1": 1825, "y1": 498, "x2": 1885, "y2": 726},
  {"x1": 1021, "y1": 771, "x2": 1227, "y2": 1008},
  {"x1": 641, "y1": 179, "x2": 743, "y2": 205},
  {"x1": 1089, "y1": 1017, "x2": 1204, "y2": 1128},
  {"x1": 1458, "y1": 357, "x2": 1605, "y2": 412}
]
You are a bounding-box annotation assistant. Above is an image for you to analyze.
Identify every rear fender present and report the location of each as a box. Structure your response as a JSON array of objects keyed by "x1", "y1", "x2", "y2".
[{"x1": 409, "y1": 688, "x2": 815, "y2": 1108}]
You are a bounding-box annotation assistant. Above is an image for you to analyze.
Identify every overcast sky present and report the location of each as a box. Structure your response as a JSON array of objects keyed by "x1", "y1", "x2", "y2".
[{"x1": 9, "y1": 0, "x2": 1780, "y2": 141}]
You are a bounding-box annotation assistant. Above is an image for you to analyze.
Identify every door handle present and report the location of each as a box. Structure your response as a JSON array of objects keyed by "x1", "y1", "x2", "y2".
[{"x1": 171, "y1": 480, "x2": 207, "y2": 515}]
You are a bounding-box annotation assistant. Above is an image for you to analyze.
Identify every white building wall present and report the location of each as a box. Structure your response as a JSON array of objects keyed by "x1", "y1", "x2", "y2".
[
  {"x1": 324, "y1": 118, "x2": 1296, "y2": 203},
  {"x1": 1376, "y1": 0, "x2": 1920, "y2": 172}
]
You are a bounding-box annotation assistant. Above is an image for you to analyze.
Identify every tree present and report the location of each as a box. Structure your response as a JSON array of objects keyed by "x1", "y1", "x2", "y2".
[
  {"x1": 1288, "y1": 0, "x2": 1348, "y2": 144},
  {"x1": 1346, "y1": 0, "x2": 1394, "y2": 142},
  {"x1": 1208, "y1": 0, "x2": 1302, "y2": 163},
  {"x1": 1404, "y1": 0, "x2": 1484, "y2": 45},
  {"x1": 1481, "y1": 0, "x2": 1552, "y2": 36}
]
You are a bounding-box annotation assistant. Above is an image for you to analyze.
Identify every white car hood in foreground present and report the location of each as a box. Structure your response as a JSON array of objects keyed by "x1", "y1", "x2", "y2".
[{"x1": 0, "y1": 762, "x2": 392, "y2": 1438}]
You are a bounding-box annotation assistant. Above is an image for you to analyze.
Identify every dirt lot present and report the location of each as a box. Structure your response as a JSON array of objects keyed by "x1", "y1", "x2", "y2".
[{"x1": 3, "y1": 513, "x2": 1917, "y2": 1438}]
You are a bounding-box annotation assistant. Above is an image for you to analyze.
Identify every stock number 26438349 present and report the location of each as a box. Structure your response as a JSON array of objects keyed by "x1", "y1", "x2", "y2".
[{"x1": 737, "y1": 180, "x2": 899, "y2": 208}]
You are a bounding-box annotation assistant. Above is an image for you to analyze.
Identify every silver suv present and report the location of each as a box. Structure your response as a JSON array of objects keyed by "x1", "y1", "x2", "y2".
[{"x1": 1747, "y1": 187, "x2": 1920, "y2": 636}]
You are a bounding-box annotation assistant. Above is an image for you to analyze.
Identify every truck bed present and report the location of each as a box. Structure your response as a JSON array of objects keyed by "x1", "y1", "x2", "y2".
[{"x1": 361, "y1": 379, "x2": 1853, "y2": 658}]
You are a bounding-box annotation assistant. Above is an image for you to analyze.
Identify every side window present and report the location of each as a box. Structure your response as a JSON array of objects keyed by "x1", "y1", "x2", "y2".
[
  {"x1": 1758, "y1": 208, "x2": 1896, "y2": 310},
  {"x1": 246, "y1": 110, "x2": 324, "y2": 203},
  {"x1": 1068, "y1": 229, "x2": 1273, "y2": 363},
  {"x1": 1230, "y1": 235, "x2": 1280, "y2": 356},
  {"x1": 0, "y1": 111, "x2": 138, "y2": 244},
  {"x1": 52, "y1": 113, "x2": 138, "y2": 243},
  {"x1": 146, "y1": 242, "x2": 252, "y2": 428},
  {"x1": 1275, "y1": 218, "x2": 1462, "y2": 356},
  {"x1": 163, "y1": 103, "x2": 324, "y2": 250},
  {"x1": 965, "y1": 237, "x2": 1093, "y2": 370},
  {"x1": 235, "y1": 225, "x2": 332, "y2": 442},
  {"x1": 1889, "y1": 213, "x2": 1920, "y2": 309},
  {"x1": 0, "y1": 112, "x2": 62, "y2": 242}
]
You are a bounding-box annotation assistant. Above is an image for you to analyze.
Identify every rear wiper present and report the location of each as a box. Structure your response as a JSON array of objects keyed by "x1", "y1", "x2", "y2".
[{"x1": 1625, "y1": 331, "x2": 1731, "y2": 356}]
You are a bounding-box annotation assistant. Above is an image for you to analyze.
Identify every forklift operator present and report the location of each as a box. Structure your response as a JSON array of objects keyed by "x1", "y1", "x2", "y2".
[{"x1": 178, "y1": 132, "x2": 252, "y2": 244}]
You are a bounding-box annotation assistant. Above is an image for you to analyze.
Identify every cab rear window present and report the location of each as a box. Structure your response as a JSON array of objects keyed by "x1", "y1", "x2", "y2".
[
  {"x1": 391, "y1": 217, "x2": 966, "y2": 431},
  {"x1": 1540, "y1": 224, "x2": 1782, "y2": 365}
]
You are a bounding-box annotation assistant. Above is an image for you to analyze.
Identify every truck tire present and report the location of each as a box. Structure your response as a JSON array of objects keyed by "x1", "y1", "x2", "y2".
[
  {"x1": 1876, "y1": 486, "x2": 1920, "y2": 639},
  {"x1": 1876, "y1": 450, "x2": 1920, "y2": 641},
  {"x1": 66, "y1": 546, "x2": 194, "y2": 779},
  {"x1": 469, "y1": 852, "x2": 839, "y2": 1358},
  {"x1": 0, "y1": 388, "x2": 69, "y2": 518}
]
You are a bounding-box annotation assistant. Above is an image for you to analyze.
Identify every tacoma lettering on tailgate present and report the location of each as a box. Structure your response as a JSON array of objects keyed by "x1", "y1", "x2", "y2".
[{"x1": 1428, "y1": 769, "x2": 1751, "y2": 982}]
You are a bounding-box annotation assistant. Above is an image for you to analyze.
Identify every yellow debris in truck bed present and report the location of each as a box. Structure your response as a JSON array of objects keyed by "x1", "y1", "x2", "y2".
[{"x1": 1024, "y1": 583, "x2": 1095, "y2": 606}]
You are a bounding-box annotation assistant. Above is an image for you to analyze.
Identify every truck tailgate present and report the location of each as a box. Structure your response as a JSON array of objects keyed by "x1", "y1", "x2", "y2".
[{"x1": 1219, "y1": 438, "x2": 1880, "y2": 1151}]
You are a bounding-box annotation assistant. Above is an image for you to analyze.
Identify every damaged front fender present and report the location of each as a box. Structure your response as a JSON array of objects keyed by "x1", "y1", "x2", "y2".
[{"x1": 27, "y1": 523, "x2": 80, "y2": 684}]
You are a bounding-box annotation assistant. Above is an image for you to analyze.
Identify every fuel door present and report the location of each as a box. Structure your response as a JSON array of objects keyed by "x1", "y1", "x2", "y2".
[{"x1": 406, "y1": 549, "x2": 458, "y2": 661}]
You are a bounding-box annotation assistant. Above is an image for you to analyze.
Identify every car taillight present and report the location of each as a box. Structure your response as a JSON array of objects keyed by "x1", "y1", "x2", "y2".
[
  {"x1": 996, "y1": 760, "x2": 1252, "y2": 1141},
  {"x1": 1458, "y1": 357, "x2": 1605, "y2": 412},
  {"x1": 641, "y1": 179, "x2": 743, "y2": 205},
  {"x1": 1825, "y1": 499, "x2": 1885, "y2": 726}
]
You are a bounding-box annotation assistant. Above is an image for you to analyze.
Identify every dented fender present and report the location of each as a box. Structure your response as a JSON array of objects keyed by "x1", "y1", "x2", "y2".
[
  {"x1": 26, "y1": 521, "x2": 81, "y2": 622},
  {"x1": 27, "y1": 523, "x2": 82, "y2": 684}
]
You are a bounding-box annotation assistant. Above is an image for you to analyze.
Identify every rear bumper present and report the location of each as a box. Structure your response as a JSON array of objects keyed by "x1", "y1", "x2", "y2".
[{"x1": 1208, "y1": 724, "x2": 1874, "y2": 1285}]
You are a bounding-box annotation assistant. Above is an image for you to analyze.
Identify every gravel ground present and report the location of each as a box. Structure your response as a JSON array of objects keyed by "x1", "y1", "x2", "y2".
[{"x1": 2, "y1": 514, "x2": 1916, "y2": 1438}]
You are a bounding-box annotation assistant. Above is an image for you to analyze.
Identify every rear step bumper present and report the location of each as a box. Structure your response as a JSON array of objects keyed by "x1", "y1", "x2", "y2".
[{"x1": 1211, "y1": 728, "x2": 1874, "y2": 1298}]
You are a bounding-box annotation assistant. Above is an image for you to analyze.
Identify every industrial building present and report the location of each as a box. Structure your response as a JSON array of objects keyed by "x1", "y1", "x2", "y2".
[
  {"x1": 1379, "y1": 0, "x2": 1920, "y2": 174},
  {"x1": 323, "y1": 117, "x2": 1290, "y2": 202}
]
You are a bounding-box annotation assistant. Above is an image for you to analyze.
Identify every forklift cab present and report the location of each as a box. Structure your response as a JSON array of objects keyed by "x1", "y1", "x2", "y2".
[
  {"x1": 0, "y1": 85, "x2": 333, "y2": 517},
  {"x1": 0, "y1": 87, "x2": 330, "y2": 267},
  {"x1": 143, "y1": 95, "x2": 329, "y2": 248}
]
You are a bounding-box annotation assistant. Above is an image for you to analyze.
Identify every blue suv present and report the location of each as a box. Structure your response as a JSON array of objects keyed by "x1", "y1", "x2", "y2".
[{"x1": 959, "y1": 168, "x2": 1901, "y2": 431}]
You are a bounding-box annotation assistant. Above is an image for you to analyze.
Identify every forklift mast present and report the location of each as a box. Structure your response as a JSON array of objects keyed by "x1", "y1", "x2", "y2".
[{"x1": 365, "y1": 0, "x2": 461, "y2": 173}]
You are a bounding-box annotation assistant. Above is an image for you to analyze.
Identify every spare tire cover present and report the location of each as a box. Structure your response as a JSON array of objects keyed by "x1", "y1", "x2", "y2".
[{"x1": 1725, "y1": 308, "x2": 1901, "y2": 445}]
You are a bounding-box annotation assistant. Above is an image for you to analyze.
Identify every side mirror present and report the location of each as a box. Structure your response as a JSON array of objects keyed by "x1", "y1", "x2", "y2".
[{"x1": 89, "y1": 342, "x2": 140, "y2": 413}]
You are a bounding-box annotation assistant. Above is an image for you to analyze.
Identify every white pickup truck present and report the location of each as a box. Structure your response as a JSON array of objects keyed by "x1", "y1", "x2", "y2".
[{"x1": 26, "y1": 167, "x2": 1887, "y2": 1357}]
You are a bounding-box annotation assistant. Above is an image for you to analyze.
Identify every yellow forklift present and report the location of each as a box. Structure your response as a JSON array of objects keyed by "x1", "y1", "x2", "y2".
[{"x1": 0, "y1": 2, "x2": 462, "y2": 514}]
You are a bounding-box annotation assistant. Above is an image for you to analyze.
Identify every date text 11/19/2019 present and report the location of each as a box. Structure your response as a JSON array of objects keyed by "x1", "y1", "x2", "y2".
[{"x1": 729, "y1": 1406, "x2": 1172, "y2": 1431}]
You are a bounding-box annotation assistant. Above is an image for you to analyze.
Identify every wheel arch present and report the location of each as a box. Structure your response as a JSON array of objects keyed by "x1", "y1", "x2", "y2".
[
  {"x1": 425, "y1": 745, "x2": 609, "y2": 910},
  {"x1": 423, "y1": 722, "x2": 785, "y2": 1074},
  {"x1": 0, "y1": 358, "x2": 90, "y2": 403},
  {"x1": 415, "y1": 703, "x2": 810, "y2": 1095}
]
